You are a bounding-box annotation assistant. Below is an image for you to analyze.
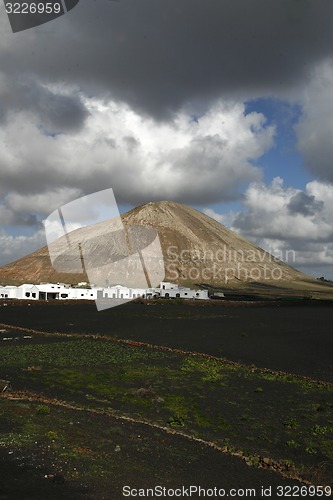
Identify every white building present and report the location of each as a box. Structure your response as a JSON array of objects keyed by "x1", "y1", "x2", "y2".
[
  {"x1": 157, "y1": 282, "x2": 209, "y2": 300},
  {"x1": 0, "y1": 286, "x2": 18, "y2": 299},
  {"x1": 0, "y1": 281, "x2": 209, "y2": 301},
  {"x1": 0, "y1": 283, "x2": 97, "y2": 301},
  {"x1": 100, "y1": 285, "x2": 146, "y2": 300}
]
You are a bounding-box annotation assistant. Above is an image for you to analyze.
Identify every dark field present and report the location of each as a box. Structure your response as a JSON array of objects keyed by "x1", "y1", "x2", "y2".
[
  {"x1": 0, "y1": 301, "x2": 332, "y2": 498},
  {"x1": 1, "y1": 301, "x2": 333, "y2": 381}
]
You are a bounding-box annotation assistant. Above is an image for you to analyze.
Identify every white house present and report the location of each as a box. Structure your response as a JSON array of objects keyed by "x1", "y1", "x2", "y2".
[
  {"x1": 17, "y1": 284, "x2": 40, "y2": 300},
  {"x1": 157, "y1": 282, "x2": 209, "y2": 300},
  {"x1": 0, "y1": 286, "x2": 18, "y2": 299},
  {"x1": 100, "y1": 285, "x2": 148, "y2": 300}
]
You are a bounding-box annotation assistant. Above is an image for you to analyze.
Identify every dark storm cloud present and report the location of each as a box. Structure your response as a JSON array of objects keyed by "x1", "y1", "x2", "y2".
[
  {"x1": 0, "y1": 203, "x2": 41, "y2": 227},
  {"x1": 294, "y1": 58, "x2": 333, "y2": 184},
  {"x1": 0, "y1": 76, "x2": 88, "y2": 132},
  {"x1": 287, "y1": 192, "x2": 324, "y2": 216},
  {"x1": 36, "y1": 90, "x2": 89, "y2": 133},
  {"x1": 2, "y1": 0, "x2": 333, "y2": 119}
]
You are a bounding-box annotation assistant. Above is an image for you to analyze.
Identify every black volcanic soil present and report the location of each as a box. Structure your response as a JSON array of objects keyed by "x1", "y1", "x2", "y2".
[
  {"x1": 0, "y1": 448, "x2": 90, "y2": 500},
  {"x1": 1, "y1": 301, "x2": 332, "y2": 382},
  {"x1": 1, "y1": 301, "x2": 332, "y2": 498},
  {"x1": 0, "y1": 398, "x2": 314, "y2": 500}
]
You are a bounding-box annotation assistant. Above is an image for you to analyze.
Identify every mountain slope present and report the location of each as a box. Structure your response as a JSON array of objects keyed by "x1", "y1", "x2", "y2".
[{"x1": 0, "y1": 201, "x2": 326, "y2": 292}]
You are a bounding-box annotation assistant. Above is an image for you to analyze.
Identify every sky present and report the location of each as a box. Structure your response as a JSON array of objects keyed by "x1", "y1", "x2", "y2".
[{"x1": 1, "y1": 0, "x2": 333, "y2": 279}]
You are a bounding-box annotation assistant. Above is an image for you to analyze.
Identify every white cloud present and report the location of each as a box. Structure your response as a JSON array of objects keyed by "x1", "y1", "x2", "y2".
[
  {"x1": 5, "y1": 187, "x2": 82, "y2": 215},
  {"x1": 202, "y1": 208, "x2": 237, "y2": 228},
  {"x1": 0, "y1": 229, "x2": 47, "y2": 267},
  {"x1": 234, "y1": 178, "x2": 333, "y2": 241},
  {"x1": 0, "y1": 94, "x2": 275, "y2": 210},
  {"x1": 205, "y1": 178, "x2": 333, "y2": 278}
]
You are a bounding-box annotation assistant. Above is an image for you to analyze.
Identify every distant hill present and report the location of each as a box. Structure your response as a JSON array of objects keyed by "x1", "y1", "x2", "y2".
[{"x1": 0, "y1": 200, "x2": 331, "y2": 295}]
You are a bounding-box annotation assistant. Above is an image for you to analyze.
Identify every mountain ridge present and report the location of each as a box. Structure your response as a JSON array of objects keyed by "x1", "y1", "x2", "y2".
[{"x1": 0, "y1": 200, "x2": 329, "y2": 294}]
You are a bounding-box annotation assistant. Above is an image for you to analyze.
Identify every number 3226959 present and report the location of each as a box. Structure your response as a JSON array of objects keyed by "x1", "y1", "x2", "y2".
[{"x1": 5, "y1": 3, "x2": 62, "y2": 14}]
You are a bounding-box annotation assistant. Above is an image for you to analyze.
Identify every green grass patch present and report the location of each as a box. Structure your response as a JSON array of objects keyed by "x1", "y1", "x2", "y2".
[{"x1": 1, "y1": 337, "x2": 333, "y2": 483}]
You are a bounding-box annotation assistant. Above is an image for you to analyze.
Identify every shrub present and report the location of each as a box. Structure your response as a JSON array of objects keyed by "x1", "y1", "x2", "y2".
[{"x1": 36, "y1": 404, "x2": 50, "y2": 415}]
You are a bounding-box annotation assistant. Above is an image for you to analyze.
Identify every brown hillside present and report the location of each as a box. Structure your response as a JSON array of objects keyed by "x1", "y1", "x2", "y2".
[{"x1": 0, "y1": 201, "x2": 329, "y2": 293}]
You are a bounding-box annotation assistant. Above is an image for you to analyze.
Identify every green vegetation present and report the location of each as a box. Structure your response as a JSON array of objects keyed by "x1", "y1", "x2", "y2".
[
  {"x1": 283, "y1": 418, "x2": 298, "y2": 429},
  {"x1": 254, "y1": 386, "x2": 263, "y2": 393},
  {"x1": 36, "y1": 404, "x2": 51, "y2": 415},
  {"x1": 181, "y1": 357, "x2": 228, "y2": 382},
  {"x1": 0, "y1": 339, "x2": 166, "y2": 369},
  {"x1": 1, "y1": 334, "x2": 333, "y2": 486},
  {"x1": 311, "y1": 424, "x2": 332, "y2": 436}
]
